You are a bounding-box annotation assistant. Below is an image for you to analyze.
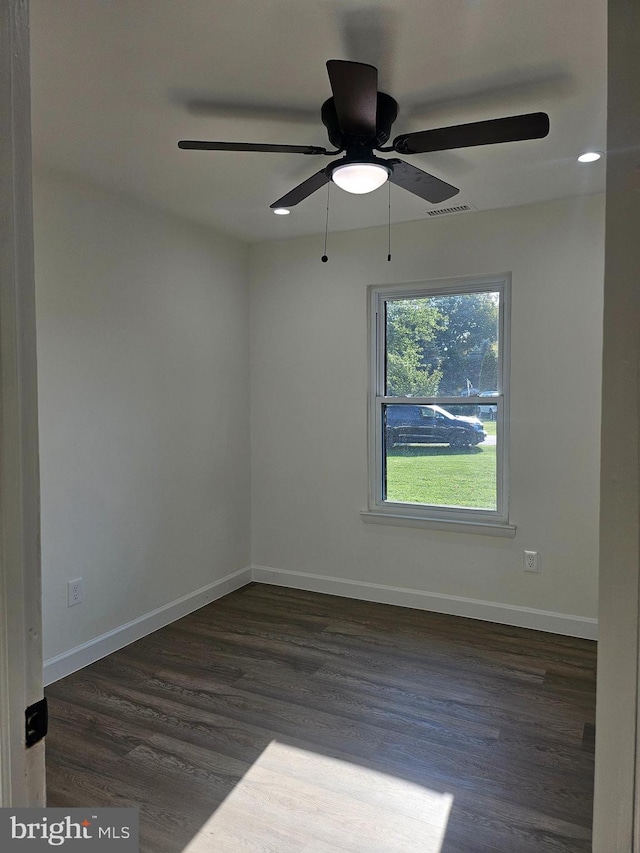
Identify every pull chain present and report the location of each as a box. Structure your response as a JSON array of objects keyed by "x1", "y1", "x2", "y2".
[
  {"x1": 387, "y1": 180, "x2": 392, "y2": 262},
  {"x1": 321, "y1": 181, "x2": 330, "y2": 262}
]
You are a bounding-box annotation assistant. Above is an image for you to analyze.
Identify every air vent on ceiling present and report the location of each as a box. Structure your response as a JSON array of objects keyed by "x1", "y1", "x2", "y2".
[{"x1": 425, "y1": 204, "x2": 476, "y2": 217}]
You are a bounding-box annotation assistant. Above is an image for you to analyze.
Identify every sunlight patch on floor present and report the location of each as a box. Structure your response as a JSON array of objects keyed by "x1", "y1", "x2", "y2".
[{"x1": 182, "y1": 740, "x2": 453, "y2": 852}]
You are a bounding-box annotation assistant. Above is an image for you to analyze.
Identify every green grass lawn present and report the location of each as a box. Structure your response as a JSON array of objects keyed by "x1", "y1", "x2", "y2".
[
  {"x1": 482, "y1": 419, "x2": 497, "y2": 436},
  {"x1": 386, "y1": 443, "x2": 497, "y2": 509}
]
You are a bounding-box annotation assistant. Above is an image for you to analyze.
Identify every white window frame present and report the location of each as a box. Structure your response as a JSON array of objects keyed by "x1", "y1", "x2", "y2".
[{"x1": 363, "y1": 274, "x2": 515, "y2": 537}]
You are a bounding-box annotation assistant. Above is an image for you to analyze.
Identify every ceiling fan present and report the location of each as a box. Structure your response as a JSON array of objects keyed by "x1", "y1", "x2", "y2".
[{"x1": 178, "y1": 59, "x2": 549, "y2": 212}]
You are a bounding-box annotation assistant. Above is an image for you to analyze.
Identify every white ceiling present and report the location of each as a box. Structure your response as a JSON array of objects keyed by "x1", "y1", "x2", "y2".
[{"x1": 29, "y1": 0, "x2": 607, "y2": 243}]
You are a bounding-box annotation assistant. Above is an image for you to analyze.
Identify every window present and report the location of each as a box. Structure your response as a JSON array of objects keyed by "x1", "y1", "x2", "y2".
[{"x1": 365, "y1": 275, "x2": 513, "y2": 534}]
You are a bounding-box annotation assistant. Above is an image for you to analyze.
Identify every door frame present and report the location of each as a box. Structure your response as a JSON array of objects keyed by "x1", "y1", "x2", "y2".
[{"x1": 0, "y1": 0, "x2": 45, "y2": 807}]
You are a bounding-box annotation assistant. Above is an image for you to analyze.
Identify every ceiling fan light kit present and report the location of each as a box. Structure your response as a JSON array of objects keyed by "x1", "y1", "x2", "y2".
[
  {"x1": 330, "y1": 160, "x2": 390, "y2": 194},
  {"x1": 179, "y1": 59, "x2": 550, "y2": 215}
]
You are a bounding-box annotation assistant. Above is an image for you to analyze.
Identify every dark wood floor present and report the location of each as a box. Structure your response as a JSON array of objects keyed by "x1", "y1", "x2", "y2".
[{"x1": 45, "y1": 583, "x2": 596, "y2": 853}]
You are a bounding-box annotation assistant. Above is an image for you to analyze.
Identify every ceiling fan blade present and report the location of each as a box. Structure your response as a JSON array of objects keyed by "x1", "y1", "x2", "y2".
[
  {"x1": 326, "y1": 60, "x2": 378, "y2": 137},
  {"x1": 178, "y1": 140, "x2": 329, "y2": 155},
  {"x1": 389, "y1": 159, "x2": 459, "y2": 204},
  {"x1": 393, "y1": 112, "x2": 550, "y2": 155},
  {"x1": 270, "y1": 168, "x2": 330, "y2": 209}
]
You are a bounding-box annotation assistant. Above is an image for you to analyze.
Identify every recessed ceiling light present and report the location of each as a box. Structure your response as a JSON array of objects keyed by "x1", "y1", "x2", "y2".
[
  {"x1": 578, "y1": 151, "x2": 603, "y2": 163},
  {"x1": 272, "y1": 207, "x2": 290, "y2": 215}
]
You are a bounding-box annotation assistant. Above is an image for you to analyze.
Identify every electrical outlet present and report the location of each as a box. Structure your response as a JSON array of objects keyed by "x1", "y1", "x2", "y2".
[
  {"x1": 523, "y1": 551, "x2": 539, "y2": 573},
  {"x1": 68, "y1": 578, "x2": 83, "y2": 606}
]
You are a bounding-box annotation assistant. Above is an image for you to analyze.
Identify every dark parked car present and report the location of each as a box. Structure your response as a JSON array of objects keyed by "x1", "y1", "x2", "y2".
[{"x1": 386, "y1": 404, "x2": 486, "y2": 449}]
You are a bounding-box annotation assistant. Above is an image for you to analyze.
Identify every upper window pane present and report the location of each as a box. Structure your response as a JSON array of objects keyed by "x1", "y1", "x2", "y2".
[{"x1": 385, "y1": 291, "x2": 500, "y2": 397}]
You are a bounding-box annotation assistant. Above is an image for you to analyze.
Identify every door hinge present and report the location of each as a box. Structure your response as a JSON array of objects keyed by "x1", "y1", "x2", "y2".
[{"x1": 25, "y1": 697, "x2": 48, "y2": 748}]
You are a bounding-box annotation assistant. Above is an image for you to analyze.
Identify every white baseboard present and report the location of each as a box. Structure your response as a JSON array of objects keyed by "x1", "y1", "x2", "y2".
[
  {"x1": 44, "y1": 562, "x2": 597, "y2": 685},
  {"x1": 251, "y1": 565, "x2": 598, "y2": 640},
  {"x1": 43, "y1": 566, "x2": 253, "y2": 685}
]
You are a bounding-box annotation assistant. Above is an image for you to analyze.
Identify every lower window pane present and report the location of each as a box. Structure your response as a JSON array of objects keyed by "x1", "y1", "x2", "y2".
[{"x1": 383, "y1": 403, "x2": 497, "y2": 510}]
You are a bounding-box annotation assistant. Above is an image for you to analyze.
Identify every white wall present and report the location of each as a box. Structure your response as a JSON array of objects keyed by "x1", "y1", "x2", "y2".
[
  {"x1": 250, "y1": 194, "x2": 604, "y2": 632},
  {"x1": 34, "y1": 171, "x2": 251, "y2": 664}
]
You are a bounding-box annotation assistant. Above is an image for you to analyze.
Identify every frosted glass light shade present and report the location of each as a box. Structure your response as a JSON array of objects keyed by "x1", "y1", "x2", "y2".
[{"x1": 331, "y1": 162, "x2": 389, "y2": 194}]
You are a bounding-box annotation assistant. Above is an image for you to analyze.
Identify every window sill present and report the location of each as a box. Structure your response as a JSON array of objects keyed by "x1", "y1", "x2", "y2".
[{"x1": 360, "y1": 510, "x2": 517, "y2": 537}]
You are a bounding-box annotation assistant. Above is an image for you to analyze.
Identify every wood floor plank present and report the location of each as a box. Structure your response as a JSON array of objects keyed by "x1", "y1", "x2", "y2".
[
  {"x1": 232, "y1": 668, "x2": 501, "y2": 748},
  {"x1": 312, "y1": 663, "x2": 589, "y2": 739},
  {"x1": 45, "y1": 584, "x2": 596, "y2": 852}
]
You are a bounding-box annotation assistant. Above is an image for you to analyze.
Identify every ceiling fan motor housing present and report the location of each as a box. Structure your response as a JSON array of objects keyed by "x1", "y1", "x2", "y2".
[{"x1": 321, "y1": 91, "x2": 398, "y2": 150}]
